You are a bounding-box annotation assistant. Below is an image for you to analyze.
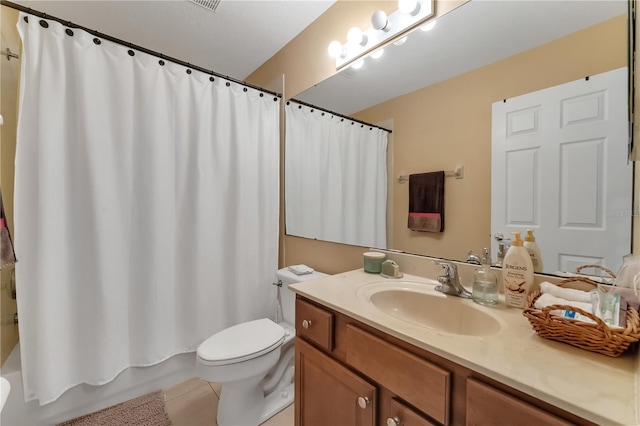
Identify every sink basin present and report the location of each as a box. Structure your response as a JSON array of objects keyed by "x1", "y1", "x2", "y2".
[{"x1": 357, "y1": 281, "x2": 502, "y2": 336}]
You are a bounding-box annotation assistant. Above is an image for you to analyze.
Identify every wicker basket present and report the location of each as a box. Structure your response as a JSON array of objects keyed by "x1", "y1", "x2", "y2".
[
  {"x1": 523, "y1": 278, "x2": 640, "y2": 357},
  {"x1": 574, "y1": 264, "x2": 617, "y2": 280}
]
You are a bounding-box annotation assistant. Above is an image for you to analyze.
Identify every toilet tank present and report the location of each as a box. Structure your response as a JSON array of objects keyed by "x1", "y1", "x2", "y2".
[{"x1": 276, "y1": 267, "x2": 328, "y2": 325}]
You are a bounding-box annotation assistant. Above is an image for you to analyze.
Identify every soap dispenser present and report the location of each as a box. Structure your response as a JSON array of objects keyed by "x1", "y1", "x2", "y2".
[
  {"x1": 380, "y1": 260, "x2": 403, "y2": 279},
  {"x1": 523, "y1": 229, "x2": 544, "y2": 272},
  {"x1": 472, "y1": 248, "x2": 499, "y2": 306},
  {"x1": 493, "y1": 233, "x2": 511, "y2": 267}
]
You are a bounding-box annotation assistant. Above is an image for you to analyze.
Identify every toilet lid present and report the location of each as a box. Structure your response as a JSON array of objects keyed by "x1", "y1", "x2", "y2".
[{"x1": 197, "y1": 318, "x2": 285, "y2": 365}]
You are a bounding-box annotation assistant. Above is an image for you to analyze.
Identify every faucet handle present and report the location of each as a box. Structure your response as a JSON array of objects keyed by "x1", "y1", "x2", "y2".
[{"x1": 433, "y1": 260, "x2": 457, "y2": 277}]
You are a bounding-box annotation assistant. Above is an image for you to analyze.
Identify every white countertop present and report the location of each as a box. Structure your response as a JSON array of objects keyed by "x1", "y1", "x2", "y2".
[{"x1": 290, "y1": 269, "x2": 639, "y2": 426}]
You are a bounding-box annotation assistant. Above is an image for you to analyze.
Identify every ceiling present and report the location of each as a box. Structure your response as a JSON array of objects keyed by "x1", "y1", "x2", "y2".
[
  {"x1": 7, "y1": 0, "x2": 336, "y2": 80},
  {"x1": 296, "y1": 0, "x2": 628, "y2": 115}
]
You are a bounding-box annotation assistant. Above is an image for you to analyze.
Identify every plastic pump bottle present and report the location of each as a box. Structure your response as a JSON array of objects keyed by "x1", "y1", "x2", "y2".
[
  {"x1": 472, "y1": 248, "x2": 499, "y2": 306},
  {"x1": 502, "y1": 231, "x2": 534, "y2": 308},
  {"x1": 524, "y1": 229, "x2": 543, "y2": 273}
]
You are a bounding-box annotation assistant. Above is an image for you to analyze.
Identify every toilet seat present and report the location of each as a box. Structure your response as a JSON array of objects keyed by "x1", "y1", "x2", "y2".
[{"x1": 197, "y1": 318, "x2": 285, "y2": 366}]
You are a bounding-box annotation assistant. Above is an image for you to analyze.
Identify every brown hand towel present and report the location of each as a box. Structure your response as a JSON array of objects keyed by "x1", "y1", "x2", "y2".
[
  {"x1": 0, "y1": 187, "x2": 17, "y2": 269},
  {"x1": 408, "y1": 171, "x2": 445, "y2": 233}
]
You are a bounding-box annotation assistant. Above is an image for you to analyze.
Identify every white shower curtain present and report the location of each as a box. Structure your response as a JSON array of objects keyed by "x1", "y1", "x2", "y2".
[
  {"x1": 285, "y1": 101, "x2": 388, "y2": 248},
  {"x1": 15, "y1": 14, "x2": 280, "y2": 405}
]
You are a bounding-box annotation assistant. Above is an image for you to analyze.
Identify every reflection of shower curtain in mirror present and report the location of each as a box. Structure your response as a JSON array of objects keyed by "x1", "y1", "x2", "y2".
[
  {"x1": 285, "y1": 102, "x2": 388, "y2": 248},
  {"x1": 15, "y1": 14, "x2": 280, "y2": 405}
]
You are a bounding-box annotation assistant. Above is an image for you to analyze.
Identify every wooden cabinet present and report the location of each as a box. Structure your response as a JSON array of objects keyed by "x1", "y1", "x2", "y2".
[
  {"x1": 296, "y1": 337, "x2": 376, "y2": 426},
  {"x1": 294, "y1": 296, "x2": 593, "y2": 426},
  {"x1": 466, "y1": 378, "x2": 573, "y2": 426},
  {"x1": 346, "y1": 324, "x2": 451, "y2": 425},
  {"x1": 296, "y1": 297, "x2": 334, "y2": 352},
  {"x1": 388, "y1": 398, "x2": 439, "y2": 426}
]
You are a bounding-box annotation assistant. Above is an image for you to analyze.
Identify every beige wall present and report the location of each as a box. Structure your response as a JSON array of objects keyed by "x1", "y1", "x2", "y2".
[
  {"x1": 251, "y1": 13, "x2": 628, "y2": 275},
  {"x1": 1, "y1": 5, "x2": 21, "y2": 366}
]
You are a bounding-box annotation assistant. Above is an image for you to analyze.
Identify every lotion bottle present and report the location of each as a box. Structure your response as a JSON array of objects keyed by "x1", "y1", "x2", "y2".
[
  {"x1": 524, "y1": 229, "x2": 544, "y2": 273},
  {"x1": 502, "y1": 231, "x2": 534, "y2": 308}
]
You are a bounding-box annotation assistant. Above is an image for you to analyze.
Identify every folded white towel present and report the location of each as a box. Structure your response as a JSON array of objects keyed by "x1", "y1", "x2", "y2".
[
  {"x1": 288, "y1": 264, "x2": 314, "y2": 275},
  {"x1": 534, "y1": 293, "x2": 594, "y2": 312},
  {"x1": 534, "y1": 293, "x2": 596, "y2": 324},
  {"x1": 540, "y1": 281, "x2": 592, "y2": 303}
]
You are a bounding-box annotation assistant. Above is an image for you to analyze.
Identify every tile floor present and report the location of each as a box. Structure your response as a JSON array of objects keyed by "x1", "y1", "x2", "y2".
[{"x1": 162, "y1": 377, "x2": 294, "y2": 426}]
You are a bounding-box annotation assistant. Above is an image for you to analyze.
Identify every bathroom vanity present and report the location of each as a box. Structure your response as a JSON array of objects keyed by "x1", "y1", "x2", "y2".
[{"x1": 290, "y1": 270, "x2": 638, "y2": 426}]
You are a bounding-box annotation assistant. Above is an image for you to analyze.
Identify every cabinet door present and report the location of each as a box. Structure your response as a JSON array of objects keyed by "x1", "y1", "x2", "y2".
[
  {"x1": 386, "y1": 398, "x2": 438, "y2": 426},
  {"x1": 466, "y1": 378, "x2": 573, "y2": 426},
  {"x1": 296, "y1": 337, "x2": 376, "y2": 426}
]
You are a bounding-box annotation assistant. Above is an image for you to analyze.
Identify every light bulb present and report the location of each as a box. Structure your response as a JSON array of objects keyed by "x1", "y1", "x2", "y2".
[
  {"x1": 371, "y1": 49, "x2": 384, "y2": 59},
  {"x1": 393, "y1": 36, "x2": 408, "y2": 46},
  {"x1": 420, "y1": 19, "x2": 437, "y2": 32},
  {"x1": 328, "y1": 41, "x2": 345, "y2": 59},
  {"x1": 347, "y1": 27, "x2": 367, "y2": 46},
  {"x1": 371, "y1": 10, "x2": 388, "y2": 31},
  {"x1": 398, "y1": 0, "x2": 420, "y2": 15},
  {"x1": 351, "y1": 59, "x2": 364, "y2": 70}
]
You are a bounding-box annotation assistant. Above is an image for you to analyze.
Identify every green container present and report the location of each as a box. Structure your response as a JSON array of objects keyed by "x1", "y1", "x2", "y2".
[{"x1": 363, "y1": 252, "x2": 386, "y2": 273}]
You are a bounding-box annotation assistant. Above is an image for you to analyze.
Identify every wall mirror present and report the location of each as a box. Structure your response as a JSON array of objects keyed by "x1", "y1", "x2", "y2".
[{"x1": 286, "y1": 0, "x2": 631, "y2": 277}]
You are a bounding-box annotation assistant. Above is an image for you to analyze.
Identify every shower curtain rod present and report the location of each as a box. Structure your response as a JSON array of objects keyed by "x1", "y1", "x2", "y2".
[
  {"x1": 287, "y1": 99, "x2": 392, "y2": 133},
  {"x1": 0, "y1": 0, "x2": 281, "y2": 98}
]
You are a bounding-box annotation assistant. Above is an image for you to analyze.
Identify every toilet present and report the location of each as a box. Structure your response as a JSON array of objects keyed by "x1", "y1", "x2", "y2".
[{"x1": 196, "y1": 267, "x2": 327, "y2": 426}]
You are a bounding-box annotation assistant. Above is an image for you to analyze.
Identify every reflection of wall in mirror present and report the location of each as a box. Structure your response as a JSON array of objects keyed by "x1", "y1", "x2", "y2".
[{"x1": 352, "y1": 15, "x2": 627, "y2": 269}]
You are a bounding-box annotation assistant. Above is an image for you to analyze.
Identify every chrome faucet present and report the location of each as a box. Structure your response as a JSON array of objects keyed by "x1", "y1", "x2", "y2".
[
  {"x1": 434, "y1": 261, "x2": 472, "y2": 299},
  {"x1": 466, "y1": 251, "x2": 481, "y2": 265}
]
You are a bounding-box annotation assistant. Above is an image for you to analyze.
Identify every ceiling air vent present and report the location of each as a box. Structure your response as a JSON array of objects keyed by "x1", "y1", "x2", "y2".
[{"x1": 188, "y1": 0, "x2": 221, "y2": 12}]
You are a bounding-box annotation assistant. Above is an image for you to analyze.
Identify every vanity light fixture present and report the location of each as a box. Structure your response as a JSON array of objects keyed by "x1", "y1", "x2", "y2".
[
  {"x1": 351, "y1": 59, "x2": 365, "y2": 70},
  {"x1": 328, "y1": 41, "x2": 347, "y2": 59},
  {"x1": 398, "y1": 0, "x2": 420, "y2": 16},
  {"x1": 393, "y1": 36, "x2": 408, "y2": 46},
  {"x1": 371, "y1": 10, "x2": 389, "y2": 31},
  {"x1": 347, "y1": 27, "x2": 368, "y2": 46},
  {"x1": 420, "y1": 19, "x2": 437, "y2": 31},
  {"x1": 370, "y1": 48, "x2": 384, "y2": 59},
  {"x1": 328, "y1": 0, "x2": 434, "y2": 71}
]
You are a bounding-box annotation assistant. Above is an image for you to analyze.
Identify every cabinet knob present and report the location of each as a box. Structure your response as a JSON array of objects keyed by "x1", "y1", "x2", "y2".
[
  {"x1": 387, "y1": 417, "x2": 400, "y2": 426},
  {"x1": 357, "y1": 396, "x2": 370, "y2": 409},
  {"x1": 302, "y1": 319, "x2": 312, "y2": 329}
]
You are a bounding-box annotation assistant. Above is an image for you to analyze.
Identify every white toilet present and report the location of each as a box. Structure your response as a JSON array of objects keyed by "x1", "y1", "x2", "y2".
[{"x1": 196, "y1": 267, "x2": 327, "y2": 426}]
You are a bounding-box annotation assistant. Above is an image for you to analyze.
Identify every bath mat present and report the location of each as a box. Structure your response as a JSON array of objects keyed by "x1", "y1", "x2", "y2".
[{"x1": 57, "y1": 390, "x2": 171, "y2": 426}]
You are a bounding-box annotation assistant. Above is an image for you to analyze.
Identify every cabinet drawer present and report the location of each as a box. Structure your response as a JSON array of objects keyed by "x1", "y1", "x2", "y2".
[
  {"x1": 388, "y1": 398, "x2": 439, "y2": 426},
  {"x1": 466, "y1": 378, "x2": 573, "y2": 426},
  {"x1": 345, "y1": 325, "x2": 451, "y2": 425},
  {"x1": 296, "y1": 298, "x2": 334, "y2": 351}
]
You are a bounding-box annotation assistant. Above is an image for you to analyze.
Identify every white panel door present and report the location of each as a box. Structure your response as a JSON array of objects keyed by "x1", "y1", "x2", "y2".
[{"x1": 492, "y1": 67, "x2": 632, "y2": 275}]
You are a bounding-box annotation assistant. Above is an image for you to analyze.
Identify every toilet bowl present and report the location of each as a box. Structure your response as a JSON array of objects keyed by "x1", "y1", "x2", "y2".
[{"x1": 196, "y1": 267, "x2": 327, "y2": 426}]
